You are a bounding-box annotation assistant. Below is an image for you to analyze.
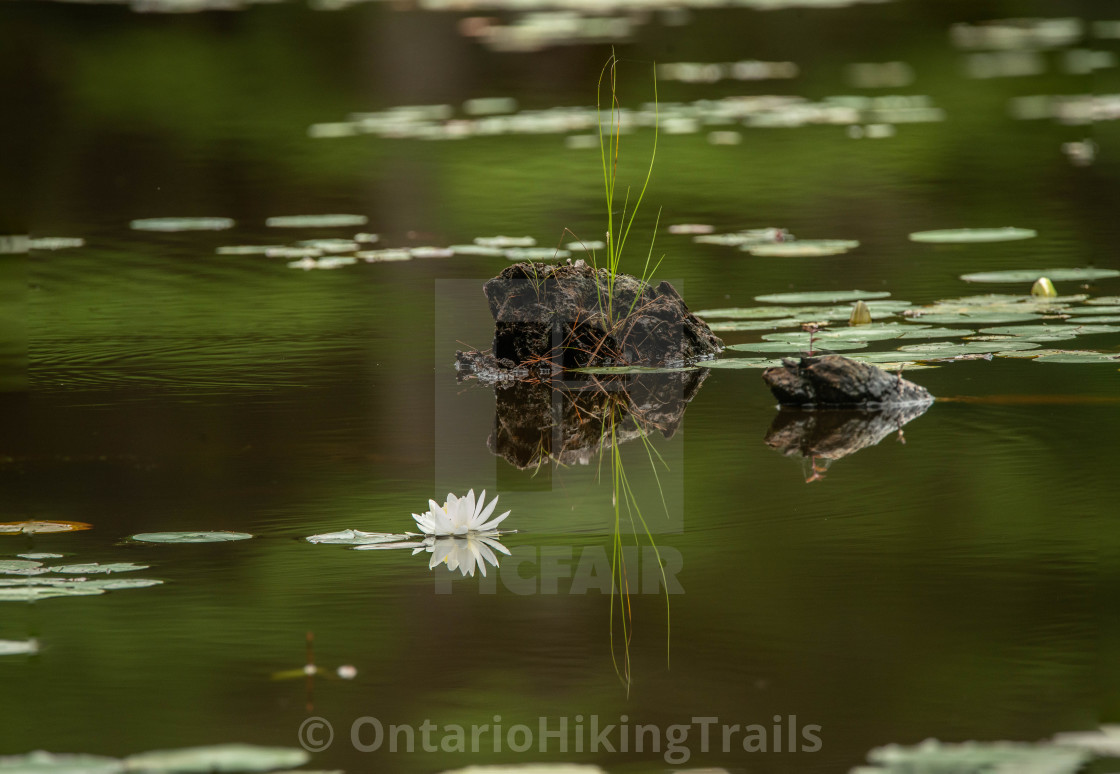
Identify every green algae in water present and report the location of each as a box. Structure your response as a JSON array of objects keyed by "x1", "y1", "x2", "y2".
[
  {"x1": 754, "y1": 290, "x2": 891, "y2": 304},
  {"x1": 961, "y1": 267, "x2": 1120, "y2": 283},
  {"x1": 131, "y1": 531, "x2": 253, "y2": 543},
  {"x1": 909, "y1": 227, "x2": 1037, "y2": 243}
]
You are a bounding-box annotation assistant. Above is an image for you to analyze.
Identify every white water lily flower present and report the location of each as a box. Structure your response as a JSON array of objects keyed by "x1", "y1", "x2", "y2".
[
  {"x1": 416, "y1": 534, "x2": 512, "y2": 577},
  {"x1": 412, "y1": 490, "x2": 510, "y2": 537}
]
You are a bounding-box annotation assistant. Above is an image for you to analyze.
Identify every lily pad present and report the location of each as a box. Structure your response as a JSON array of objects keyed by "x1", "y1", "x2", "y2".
[
  {"x1": 0, "y1": 639, "x2": 38, "y2": 655},
  {"x1": 979, "y1": 324, "x2": 1120, "y2": 338},
  {"x1": 298, "y1": 238, "x2": 359, "y2": 253},
  {"x1": 902, "y1": 311, "x2": 1044, "y2": 324},
  {"x1": 475, "y1": 235, "x2": 535, "y2": 248},
  {"x1": 1033, "y1": 352, "x2": 1119, "y2": 363},
  {"x1": 1086, "y1": 296, "x2": 1120, "y2": 305},
  {"x1": 708, "y1": 318, "x2": 803, "y2": 332},
  {"x1": 0, "y1": 521, "x2": 92, "y2": 535},
  {"x1": 305, "y1": 529, "x2": 413, "y2": 546},
  {"x1": 358, "y1": 249, "x2": 412, "y2": 262},
  {"x1": 703, "y1": 358, "x2": 785, "y2": 369},
  {"x1": 122, "y1": 744, "x2": 309, "y2": 773},
  {"x1": 1069, "y1": 306, "x2": 1120, "y2": 315},
  {"x1": 754, "y1": 290, "x2": 891, "y2": 304},
  {"x1": 266, "y1": 214, "x2": 368, "y2": 228},
  {"x1": 909, "y1": 227, "x2": 1037, "y2": 243},
  {"x1": 856, "y1": 738, "x2": 1088, "y2": 774},
  {"x1": 131, "y1": 532, "x2": 253, "y2": 543},
  {"x1": 763, "y1": 323, "x2": 930, "y2": 343},
  {"x1": 0, "y1": 751, "x2": 124, "y2": 773},
  {"x1": 504, "y1": 248, "x2": 570, "y2": 261},
  {"x1": 130, "y1": 218, "x2": 234, "y2": 232},
  {"x1": 895, "y1": 340, "x2": 1041, "y2": 358},
  {"x1": 727, "y1": 340, "x2": 869, "y2": 353},
  {"x1": 216, "y1": 245, "x2": 275, "y2": 256},
  {"x1": 17, "y1": 553, "x2": 63, "y2": 560},
  {"x1": 50, "y1": 562, "x2": 149, "y2": 575},
  {"x1": 961, "y1": 268, "x2": 1120, "y2": 283},
  {"x1": 0, "y1": 560, "x2": 44, "y2": 575},
  {"x1": 29, "y1": 237, "x2": 85, "y2": 251},
  {"x1": 745, "y1": 239, "x2": 859, "y2": 257},
  {"x1": 449, "y1": 244, "x2": 505, "y2": 257}
]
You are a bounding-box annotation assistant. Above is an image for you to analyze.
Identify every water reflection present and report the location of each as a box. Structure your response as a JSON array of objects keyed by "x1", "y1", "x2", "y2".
[
  {"x1": 485, "y1": 370, "x2": 706, "y2": 470},
  {"x1": 764, "y1": 402, "x2": 931, "y2": 483}
]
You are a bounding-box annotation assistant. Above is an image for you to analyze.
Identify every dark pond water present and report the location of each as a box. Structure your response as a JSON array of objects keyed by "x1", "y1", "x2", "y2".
[{"x1": 3, "y1": 1, "x2": 1120, "y2": 772}]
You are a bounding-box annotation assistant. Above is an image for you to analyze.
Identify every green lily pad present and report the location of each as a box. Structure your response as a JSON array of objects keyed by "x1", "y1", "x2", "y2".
[
  {"x1": 844, "y1": 356, "x2": 940, "y2": 369},
  {"x1": 449, "y1": 244, "x2": 505, "y2": 257},
  {"x1": 50, "y1": 562, "x2": 149, "y2": 575},
  {"x1": 703, "y1": 358, "x2": 785, "y2": 369},
  {"x1": 1069, "y1": 306, "x2": 1120, "y2": 315},
  {"x1": 1086, "y1": 296, "x2": 1120, "y2": 305},
  {"x1": 122, "y1": 745, "x2": 309, "y2": 773},
  {"x1": 904, "y1": 311, "x2": 1046, "y2": 324},
  {"x1": 0, "y1": 751, "x2": 124, "y2": 773},
  {"x1": 504, "y1": 248, "x2": 570, "y2": 261},
  {"x1": 895, "y1": 340, "x2": 1041, "y2": 358},
  {"x1": 745, "y1": 239, "x2": 859, "y2": 257},
  {"x1": 358, "y1": 249, "x2": 412, "y2": 262},
  {"x1": 727, "y1": 340, "x2": 869, "y2": 353},
  {"x1": 266, "y1": 214, "x2": 368, "y2": 228},
  {"x1": 754, "y1": 290, "x2": 891, "y2": 304},
  {"x1": 708, "y1": 318, "x2": 803, "y2": 332},
  {"x1": 696, "y1": 305, "x2": 807, "y2": 320},
  {"x1": 305, "y1": 529, "x2": 412, "y2": 546},
  {"x1": 763, "y1": 323, "x2": 929, "y2": 343},
  {"x1": 909, "y1": 227, "x2": 1037, "y2": 243},
  {"x1": 131, "y1": 532, "x2": 253, "y2": 543},
  {"x1": 216, "y1": 245, "x2": 274, "y2": 256},
  {"x1": 1034, "y1": 352, "x2": 1119, "y2": 363},
  {"x1": 961, "y1": 268, "x2": 1120, "y2": 283},
  {"x1": 857, "y1": 738, "x2": 1088, "y2": 774},
  {"x1": 130, "y1": 218, "x2": 234, "y2": 232},
  {"x1": 17, "y1": 553, "x2": 63, "y2": 560},
  {"x1": 88, "y1": 578, "x2": 164, "y2": 591},
  {"x1": 894, "y1": 326, "x2": 976, "y2": 339},
  {"x1": 0, "y1": 639, "x2": 38, "y2": 655},
  {"x1": 0, "y1": 560, "x2": 44, "y2": 575}
]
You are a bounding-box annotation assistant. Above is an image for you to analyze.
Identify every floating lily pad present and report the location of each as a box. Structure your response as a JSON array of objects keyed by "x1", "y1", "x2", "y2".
[
  {"x1": 475, "y1": 235, "x2": 535, "y2": 248},
  {"x1": 50, "y1": 562, "x2": 149, "y2": 575},
  {"x1": 122, "y1": 744, "x2": 309, "y2": 773},
  {"x1": 727, "y1": 340, "x2": 869, "y2": 353},
  {"x1": 410, "y1": 246, "x2": 454, "y2": 259},
  {"x1": 131, "y1": 532, "x2": 252, "y2": 543},
  {"x1": 696, "y1": 306, "x2": 808, "y2": 320},
  {"x1": 29, "y1": 238, "x2": 85, "y2": 251},
  {"x1": 305, "y1": 529, "x2": 413, "y2": 546},
  {"x1": 708, "y1": 318, "x2": 803, "y2": 332},
  {"x1": 1033, "y1": 352, "x2": 1119, "y2": 363},
  {"x1": 894, "y1": 326, "x2": 976, "y2": 339},
  {"x1": 961, "y1": 268, "x2": 1120, "y2": 283},
  {"x1": 358, "y1": 249, "x2": 412, "y2": 262},
  {"x1": 216, "y1": 245, "x2": 274, "y2": 256},
  {"x1": 130, "y1": 217, "x2": 234, "y2": 232},
  {"x1": 703, "y1": 357, "x2": 785, "y2": 369},
  {"x1": 298, "y1": 239, "x2": 359, "y2": 253},
  {"x1": 667, "y1": 224, "x2": 714, "y2": 235},
  {"x1": 979, "y1": 324, "x2": 1120, "y2": 338},
  {"x1": 505, "y1": 248, "x2": 570, "y2": 261},
  {"x1": 857, "y1": 738, "x2": 1088, "y2": 774},
  {"x1": 17, "y1": 553, "x2": 63, "y2": 560},
  {"x1": 745, "y1": 239, "x2": 859, "y2": 257},
  {"x1": 0, "y1": 521, "x2": 92, "y2": 535},
  {"x1": 895, "y1": 340, "x2": 1041, "y2": 358},
  {"x1": 909, "y1": 227, "x2": 1037, "y2": 243},
  {"x1": 1069, "y1": 306, "x2": 1120, "y2": 315},
  {"x1": 0, "y1": 751, "x2": 124, "y2": 773},
  {"x1": 694, "y1": 228, "x2": 788, "y2": 246},
  {"x1": 266, "y1": 214, "x2": 368, "y2": 228},
  {"x1": 903, "y1": 311, "x2": 1044, "y2": 324},
  {"x1": 268, "y1": 247, "x2": 322, "y2": 259},
  {"x1": 754, "y1": 290, "x2": 891, "y2": 304},
  {"x1": 449, "y1": 244, "x2": 504, "y2": 257},
  {"x1": 763, "y1": 323, "x2": 929, "y2": 343},
  {"x1": 0, "y1": 560, "x2": 44, "y2": 575},
  {"x1": 566, "y1": 240, "x2": 606, "y2": 250},
  {"x1": 1086, "y1": 296, "x2": 1120, "y2": 305},
  {"x1": 0, "y1": 639, "x2": 38, "y2": 655}
]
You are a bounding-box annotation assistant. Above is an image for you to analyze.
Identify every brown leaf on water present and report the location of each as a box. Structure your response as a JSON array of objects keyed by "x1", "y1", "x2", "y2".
[{"x1": 0, "y1": 520, "x2": 93, "y2": 535}]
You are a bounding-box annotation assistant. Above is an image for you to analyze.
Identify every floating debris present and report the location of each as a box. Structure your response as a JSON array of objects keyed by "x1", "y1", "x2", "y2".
[
  {"x1": 130, "y1": 217, "x2": 234, "y2": 232},
  {"x1": 910, "y1": 227, "x2": 1037, "y2": 243},
  {"x1": 265, "y1": 214, "x2": 368, "y2": 228},
  {"x1": 746, "y1": 239, "x2": 860, "y2": 257},
  {"x1": 29, "y1": 237, "x2": 85, "y2": 251},
  {"x1": 131, "y1": 531, "x2": 253, "y2": 543}
]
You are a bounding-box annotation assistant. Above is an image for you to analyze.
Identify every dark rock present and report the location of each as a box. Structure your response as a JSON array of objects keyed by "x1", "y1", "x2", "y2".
[
  {"x1": 459, "y1": 260, "x2": 723, "y2": 376},
  {"x1": 487, "y1": 371, "x2": 707, "y2": 470},
  {"x1": 762, "y1": 355, "x2": 933, "y2": 407}
]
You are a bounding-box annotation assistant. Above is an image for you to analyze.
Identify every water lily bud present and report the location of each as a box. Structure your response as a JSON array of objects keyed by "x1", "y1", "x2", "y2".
[
  {"x1": 849, "y1": 300, "x2": 872, "y2": 326},
  {"x1": 1031, "y1": 276, "x2": 1057, "y2": 297}
]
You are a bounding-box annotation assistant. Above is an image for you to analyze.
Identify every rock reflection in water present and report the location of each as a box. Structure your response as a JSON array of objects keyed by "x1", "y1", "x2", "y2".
[
  {"x1": 488, "y1": 371, "x2": 707, "y2": 470},
  {"x1": 764, "y1": 402, "x2": 931, "y2": 483}
]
